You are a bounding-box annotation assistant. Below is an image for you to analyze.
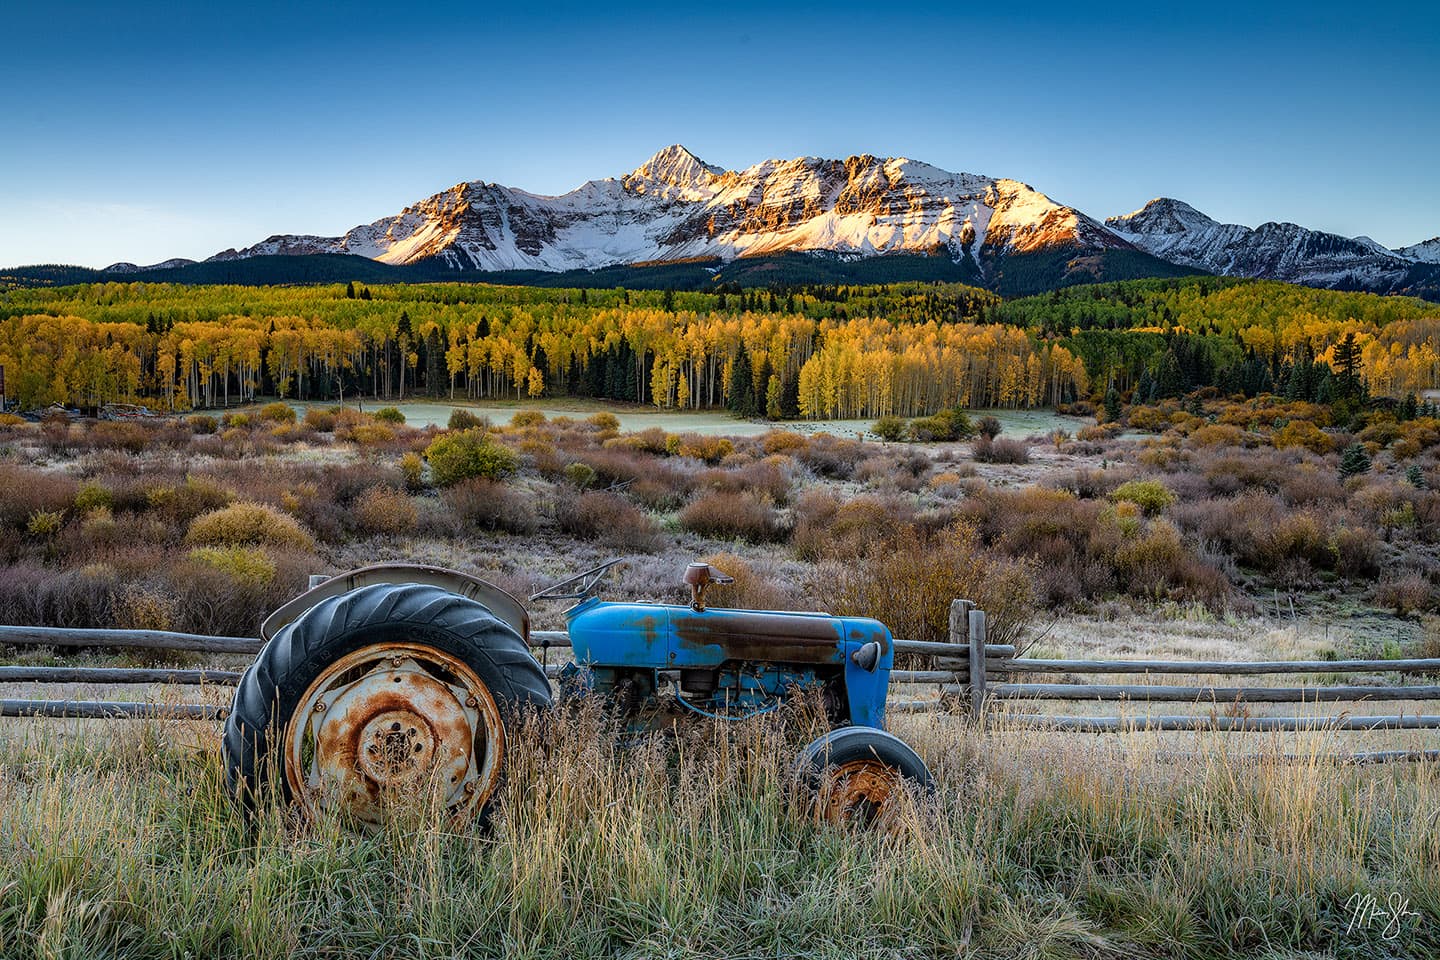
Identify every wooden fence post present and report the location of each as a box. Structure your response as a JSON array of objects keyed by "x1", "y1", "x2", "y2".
[
  {"x1": 948, "y1": 598, "x2": 974, "y2": 701},
  {"x1": 969, "y1": 608, "x2": 987, "y2": 721}
]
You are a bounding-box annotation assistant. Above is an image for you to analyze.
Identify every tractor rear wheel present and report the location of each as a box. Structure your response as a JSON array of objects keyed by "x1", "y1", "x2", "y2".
[
  {"x1": 796, "y1": 726, "x2": 933, "y2": 826},
  {"x1": 223, "y1": 582, "x2": 551, "y2": 827}
]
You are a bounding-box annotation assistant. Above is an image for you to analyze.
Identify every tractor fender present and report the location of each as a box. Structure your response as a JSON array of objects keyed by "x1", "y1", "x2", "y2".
[{"x1": 260, "y1": 563, "x2": 530, "y2": 645}]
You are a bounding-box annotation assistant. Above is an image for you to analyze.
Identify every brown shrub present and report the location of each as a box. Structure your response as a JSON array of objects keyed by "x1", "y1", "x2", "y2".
[
  {"x1": 696, "y1": 459, "x2": 792, "y2": 505},
  {"x1": 699, "y1": 552, "x2": 795, "y2": 611},
  {"x1": 555, "y1": 491, "x2": 661, "y2": 552},
  {"x1": 442, "y1": 478, "x2": 540, "y2": 535},
  {"x1": 791, "y1": 491, "x2": 916, "y2": 562},
  {"x1": 973, "y1": 436, "x2": 1030, "y2": 464},
  {"x1": 0, "y1": 466, "x2": 78, "y2": 530},
  {"x1": 794, "y1": 434, "x2": 864, "y2": 479},
  {"x1": 678, "y1": 491, "x2": 785, "y2": 543},
  {"x1": 87, "y1": 421, "x2": 154, "y2": 454},
  {"x1": 352, "y1": 486, "x2": 419, "y2": 536},
  {"x1": 832, "y1": 523, "x2": 1036, "y2": 647},
  {"x1": 1376, "y1": 572, "x2": 1432, "y2": 617},
  {"x1": 1334, "y1": 526, "x2": 1383, "y2": 579}
]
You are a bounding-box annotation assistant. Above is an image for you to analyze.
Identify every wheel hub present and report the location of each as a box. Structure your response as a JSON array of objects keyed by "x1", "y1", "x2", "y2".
[
  {"x1": 822, "y1": 759, "x2": 901, "y2": 825},
  {"x1": 285, "y1": 645, "x2": 503, "y2": 826}
]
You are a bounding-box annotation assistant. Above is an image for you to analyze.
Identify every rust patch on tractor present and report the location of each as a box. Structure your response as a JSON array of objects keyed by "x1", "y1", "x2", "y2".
[{"x1": 672, "y1": 610, "x2": 843, "y2": 664}]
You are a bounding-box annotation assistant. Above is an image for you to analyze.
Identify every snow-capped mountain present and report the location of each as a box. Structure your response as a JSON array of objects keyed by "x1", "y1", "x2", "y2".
[
  {"x1": 1105, "y1": 198, "x2": 1421, "y2": 290},
  {"x1": 207, "y1": 145, "x2": 1134, "y2": 274},
  {"x1": 121, "y1": 145, "x2": 1432, "y2": 299},
  {"x1": 1398, "y1": 237, "x2": 1440, "y2": 264}
]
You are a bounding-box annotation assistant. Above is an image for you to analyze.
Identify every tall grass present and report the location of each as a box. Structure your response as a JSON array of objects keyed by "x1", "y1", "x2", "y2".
[{"x1": 0, "y1": 706, "x2": 1435, "y2": 958}]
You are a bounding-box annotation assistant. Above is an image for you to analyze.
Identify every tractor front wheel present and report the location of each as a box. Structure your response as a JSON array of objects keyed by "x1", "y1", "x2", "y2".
[
  {"x1": 223, "y1": 582, "x2": 551, "y2": 827},
  {"x1": 796, "y1": 726, "x2": 933, "y2": 827}
]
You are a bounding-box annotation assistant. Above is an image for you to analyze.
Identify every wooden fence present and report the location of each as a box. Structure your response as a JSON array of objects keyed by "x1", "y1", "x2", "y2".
[{"x1": 2, "y1": 601, "x2": 1439, "y2": 741}]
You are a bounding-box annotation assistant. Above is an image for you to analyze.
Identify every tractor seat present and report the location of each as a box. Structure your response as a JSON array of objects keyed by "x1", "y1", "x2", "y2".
[{"x1": 683, "y1": 562, "x2": 734, "y2": 588}]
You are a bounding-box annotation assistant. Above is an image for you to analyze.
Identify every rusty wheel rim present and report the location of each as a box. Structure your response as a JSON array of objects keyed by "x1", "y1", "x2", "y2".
[
  {"x1": 819, "y1": 759, "x2": 903, "y2": 826},
  {"x1": 284, "y1": 642, "x2": 503, "y2": 827}
]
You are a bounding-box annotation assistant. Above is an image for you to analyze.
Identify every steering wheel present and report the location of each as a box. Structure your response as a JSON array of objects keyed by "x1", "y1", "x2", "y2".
[{"x1": 529, "y1": 557, "x2": 627, "y2": 602}]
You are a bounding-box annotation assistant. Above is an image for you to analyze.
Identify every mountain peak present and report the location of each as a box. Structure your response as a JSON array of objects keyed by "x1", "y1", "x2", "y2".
[
  {"x1": 624, "y1": 144, "x2": 725, "y2": 198},
  {"x1": 1107, "y1": 198, "x2": 1218, "y2": 235},
  {"x1": 1397, "y1": 236, "x2": 1440, "y2": 264}
]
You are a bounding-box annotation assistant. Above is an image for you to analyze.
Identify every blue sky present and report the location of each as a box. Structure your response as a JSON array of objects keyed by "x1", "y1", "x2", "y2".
[{"x1": 2, "y1": 1, "x2": 1436, "y2": 268}]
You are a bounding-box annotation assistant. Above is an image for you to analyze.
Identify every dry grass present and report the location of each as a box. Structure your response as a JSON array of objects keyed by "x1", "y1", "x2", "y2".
[{"x1": 0, "y1": 699, "x2": 1433, "y2": 958}]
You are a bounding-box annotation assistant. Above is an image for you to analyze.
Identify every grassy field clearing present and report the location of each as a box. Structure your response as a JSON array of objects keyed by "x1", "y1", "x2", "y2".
[{"x1": 272, "y1": 398, "x2": 1092, "y2": 439}]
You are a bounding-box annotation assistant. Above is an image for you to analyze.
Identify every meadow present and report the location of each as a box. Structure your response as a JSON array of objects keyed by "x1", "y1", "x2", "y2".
[{"x1": 2, "y1": 276, "x2": 1440, "y2": 957}]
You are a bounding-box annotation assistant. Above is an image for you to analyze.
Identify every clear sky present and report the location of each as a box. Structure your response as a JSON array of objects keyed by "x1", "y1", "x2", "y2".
[{"x1": 2, "y1": 1, "x2": 1436, "y2": 268}]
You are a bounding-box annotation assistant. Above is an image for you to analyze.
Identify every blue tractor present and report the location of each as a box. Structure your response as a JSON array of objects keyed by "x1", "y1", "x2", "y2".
[{"x1": 224, "y1": 560, "x2": 933, "y2": 828}]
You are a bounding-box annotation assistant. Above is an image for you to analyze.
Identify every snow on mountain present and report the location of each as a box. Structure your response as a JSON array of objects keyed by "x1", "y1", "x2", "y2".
[
  {"x1": 1397, "y1": 237, "x2": 1440, "y2": 264},
  {"x1": 205, "y1": 146, "x2": 1131, "y2": 274},
  {"x1": 1106, "y1": 198, "x2": 1413, "y2": 289},
  {"x1": 103, "y1": 257, "x2": 197, "y2": 273}
]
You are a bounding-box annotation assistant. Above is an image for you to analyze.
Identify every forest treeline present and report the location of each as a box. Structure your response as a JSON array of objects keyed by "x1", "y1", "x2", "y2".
[{"x1": 1, "y1": 277, "x2": 1437, "y2": 417}]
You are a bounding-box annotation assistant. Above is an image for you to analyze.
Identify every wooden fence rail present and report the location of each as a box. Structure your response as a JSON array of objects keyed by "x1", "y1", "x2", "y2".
[{"x1": 2, "y1": 602, "x2": 1438, "y2": 740}]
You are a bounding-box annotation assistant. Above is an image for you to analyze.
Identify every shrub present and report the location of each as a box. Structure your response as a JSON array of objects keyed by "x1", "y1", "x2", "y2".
[
  {"x1": 448, "y1": 408, "x2": 489, "y2": 431},
  {"x1": 186, "y1": 501, "x2": 315, "y2": 550},
  {"x1": 0, "y1": 413, "x2": 25, "y2": 427},
  {"x1": 555, "y1": 491, "x2": 660, "y2": 551},
  {"x1": 258, "y1": 402, "x2": 297, "y2": 424},
  {"x1": 833, "y1": 522, "x2": 1035, "y2": 646},
  {"x1": 187, "y1": 545, "x2": 277, "y2": 586},
  {"x1": 871, "y1": 415, "x2": 906, "y2": 442},
  {"x1": 399, "y1": 451, "x2": 426, "y2": 491},
  {"x1": 348, "y1": 423, "x2": 396, "y2": 446},
  {"x1": 794, "y1": 434, "x2": 863, "y2": 479},
  {"x1": 443, "y1": 478, "x2": 540, "y2": 535},
  {"x1": 1377, "y1": 573, "x2": 1431, "y2": 616},
  {"x1": 1334, "y1": 526, "x2": 1383, "y2": 579},
  {"x1": 699, "y1": 552, "x2": 794, "y2": 611},
  {"x1": 586, "y1": 412, "x2": 620, "y2": 432},
  {"x1": 88, "y1": 421, "x2": 151, "y2": 454},
  {"x1": 303, "y1": 408, "x2": 337, "y2": 432},
  {"x1": 909, "y1": 408, "x2": 973, "y2": 442},
  {"x1": 975, "y1": 415, "x2": 1002, "y2": 439},
  {"x1": 678, "y1": 491, "x2": 785, "y2": 543},
  {"x1": 373, "y1": 406, "x2": 406, "y2": 424},
  {"x1": 760, "y1": 430, "x2": 808, "y2": 455},
  {"x1": 973, "y1": 436, "x2": 1030, "y2": 464},
  {"x1": 353, "y1": 486, "x2": 418, "y2": 535},
  {"x1": 74, "y1": 481, "x2": 113, "y2": 513},
  {"x1": 424, "y1": 429, "x2": 519, "y2": 486},
  {"x1": 511, "y1": 410, "x2": 547, "y2": 428},
  {"x1": 1109, "y1": 480, "x2": 1175, "y2": 515},
  {"x1": 791, "y1": 492, "x2": 916, "y2": 562},
  {"x1": 676, "y1": 435, "x2": 734, "y2": 465},
  {"x1": 188, "y1": 414, "x2": 218, "y2": 434},
  {"x1": 1274, "y1": 419, "x2": 1335, "y2": 454},
  {"x1": 26, "y1": 509, "x2": 65, "y2": 538},
  {"x1": 563, "y1": 462, "x2": 597, "y2": 488}
]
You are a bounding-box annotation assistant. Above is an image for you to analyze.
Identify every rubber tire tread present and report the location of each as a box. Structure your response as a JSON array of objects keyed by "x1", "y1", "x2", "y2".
[
  {"x1": 796, "y1": 725, "x2": 934, "y2": 790},
  {"x1": 223, "y1": 582, "x2": 551, "y2": 808}
]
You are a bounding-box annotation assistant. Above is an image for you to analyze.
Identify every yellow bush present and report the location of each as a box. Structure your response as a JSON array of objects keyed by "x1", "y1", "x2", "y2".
[
  {"x1": 1273, "y1": 420, "x2": 1335, "y2": 454},
  {"x1": 1110, "y1": 479, "x2": 1176, "y2": 515},
  {"x1": 349, "y1": 423, "x2": 395, "y2": 445},
  {"x1": 188, "y1": 545, "x2": 277, "y2": 586},
  {"x1": 760, "y1": 430, "x2": 809, "y2": 455},
  {"x1": 186, "y1": 501, "x2": 315, "y2": 550},
  {"x1": 400, "y1": 452, "x2": 425, "y2": 491},
  {"x1": 0, "y1": 413, "x2": 27, "y2": 427},
  {"x1": 258, "y1": 402, "x2": 297, "y2": 424}
]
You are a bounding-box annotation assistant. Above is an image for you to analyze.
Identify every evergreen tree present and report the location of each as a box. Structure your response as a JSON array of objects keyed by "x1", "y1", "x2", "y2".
[
  {"x1": 1406, "y1": 464, "x2": 1428, "y2": 489},
  {"x1": 1333, "y1": 332, "x2": 1363, "y2": 400},
  {"x1": 726, "y1": 346, "x2": 756, "y2": 418},
  {"x1": 1339, "y1": 443, "x2": 1372, "y2": 479},
  {"x1": 1103, "y1": 385, "x2": 1122, "y2": 423}
]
